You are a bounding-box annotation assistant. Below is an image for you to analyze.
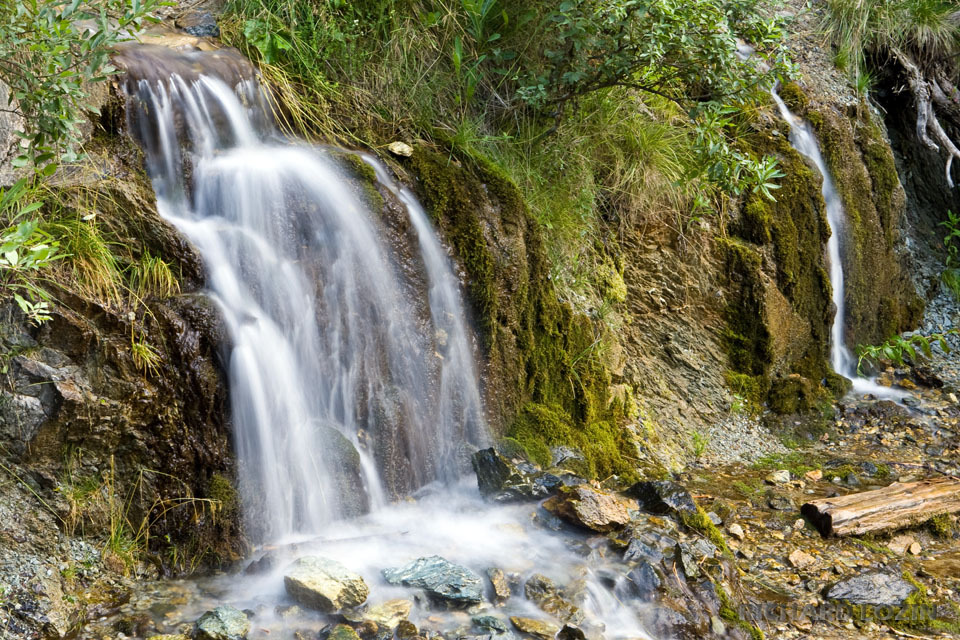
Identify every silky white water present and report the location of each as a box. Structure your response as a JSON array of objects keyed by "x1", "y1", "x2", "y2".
[
  {"x1": 771, "y1": 92, "x2": 905, "y2": 400},
  {"x1": 117, "y1": 47, "x2": 656, "y2": 640},
  {"x1": 123, "y1": 50, "x2": 489, "y2": 543}
]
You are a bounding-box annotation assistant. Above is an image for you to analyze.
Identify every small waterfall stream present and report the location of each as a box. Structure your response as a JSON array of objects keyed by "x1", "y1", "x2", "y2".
[
  {"x1": 112, "y1": 45, "x2": 654, "y2": 640},
  {"x1": 771, "y1": 92, "x2": 905, "y2": 400},
  {"x1": 120, "y1": 46, "x2": 487, "y2": 543}
]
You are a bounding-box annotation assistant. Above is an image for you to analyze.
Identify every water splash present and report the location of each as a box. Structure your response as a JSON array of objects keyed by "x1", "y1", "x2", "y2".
[
  {"x1": 771, "y1": 91, "x2": 905, "y2": 400},
  {"x1": 119, "y1": 47, "x2": 487, "y2": 542}
]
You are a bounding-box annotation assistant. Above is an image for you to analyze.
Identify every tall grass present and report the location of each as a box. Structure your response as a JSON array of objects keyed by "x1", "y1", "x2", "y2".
[
  {"x1": 823, "y1": 0, "x2": 960, "y2": 79},
  {"x1": 223, "y1": 0, "x2": 713, "y2": 309}
]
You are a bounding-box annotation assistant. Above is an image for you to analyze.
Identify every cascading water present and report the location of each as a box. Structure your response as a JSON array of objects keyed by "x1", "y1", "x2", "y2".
[
  {"x1": 112, "y1": 45, "x2": 655, "y2": 640},
  {"x1": 359, "y1": 154, "x2": 489, "y2": 479},
  {"x1": 771, "y1": 91, "x2": 905, "y2": 400},
  {"x1": 118, "y1": 46, "x2": 486, "y2": 542}
]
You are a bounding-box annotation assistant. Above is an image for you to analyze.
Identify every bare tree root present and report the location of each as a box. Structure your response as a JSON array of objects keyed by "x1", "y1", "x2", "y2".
[{"x1": 894, "y1": 48, "x2": 960, "y2": 188}]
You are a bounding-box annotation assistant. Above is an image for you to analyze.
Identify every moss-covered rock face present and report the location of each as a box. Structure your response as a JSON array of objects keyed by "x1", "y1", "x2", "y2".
[
  {"x1": 725, "y1": 89, "x2": 920, "y2": 414},
  {"x1": 406, "y1": 149, "x2": 636, "y2": 482},
  {"x1": 809, "y1": 105, "x2": 923, "y2": 345}
]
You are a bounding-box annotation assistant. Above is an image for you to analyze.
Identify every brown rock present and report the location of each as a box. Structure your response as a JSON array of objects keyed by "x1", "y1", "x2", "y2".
[
  {"x1": 487, "y1": 568, "x2": 511, "y2": 605},
  {"x1": 510, "y1": 617, "x2": 560, "y2": 640},
  {"x1": 543, "y1": 486, "x2": 633, "y2": 533},
  {"x1": 788, "y1": 549, "x2": 815, "y2": 569},
  {"x1": 805, "y1": 469, "x2": 823, "y2": 482}
]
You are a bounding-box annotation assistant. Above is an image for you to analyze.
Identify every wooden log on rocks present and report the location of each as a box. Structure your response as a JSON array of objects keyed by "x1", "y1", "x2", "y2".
[{"x1": 801, "y1": 477, "x2": 960, "y2": 537}]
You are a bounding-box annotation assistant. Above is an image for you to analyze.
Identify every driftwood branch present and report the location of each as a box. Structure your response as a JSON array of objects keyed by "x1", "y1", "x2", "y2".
[{"x1": 801, "y1": 477, "x2": 960, "y2": 537}]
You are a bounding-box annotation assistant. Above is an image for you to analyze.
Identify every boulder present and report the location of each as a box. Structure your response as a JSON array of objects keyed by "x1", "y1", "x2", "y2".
[
  {"x1": 283, "y1": 556, "x2": 369, "y2": 612},
  {"x1": 524, "y1": 574, "x2": 581, "y2": 623},
  {"x1": 472, "y1": 448, "x2": 562, "y2": 502},
  {"x1": 626, "y1": 481, "x2": 697, "y2": 517},
  {"x1": 487, "y1": 567, "x2": 512, "y2": 604},
  {"x1": 510, "y1": 617, "x2": 559, "y2": 640},
  {"x1": 193, "y1": 606, "x2": 249, "y2": 640},
  {"x1": 383, "y1": 556, "x2": 483, "y2": 607},
  {"x1": 362, "y1": 599, "x2": 412, "y2": 629},
  {"x1": 327, "y1": 624, "x2": 362, "y2": 640},
  {"x1": 543, "y1": 485, "x2": 633, "y2": 533},
  {"x1": 824, "y1": 571, "x2": 916, "y2": 607}
]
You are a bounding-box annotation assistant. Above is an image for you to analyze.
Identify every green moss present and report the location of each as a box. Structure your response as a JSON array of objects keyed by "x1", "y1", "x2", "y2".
[
  {"x1": 338, "y1": 152, "x2": 384, "y2": 211},
  {"x1": 208, "y1": 473, "x2": 237, "y2": 515},
  {"x1": 680, "y1": 506, "x2": 732, "y2": 558},
  {"x1": 507, "y1": 403, "x2": 637, "y2": 482},
  {"x1": 716, "y1": 237, "x2": 771, "y2": 377},
  {"x1": 928, "y1": 513, "x2": 955, "y2": 539},
  {"x1": 767, "y1": 375, "x2": 817, "y2": 415},
  {"x1": 411, "y1": 144, "x2": 636, "y2": 483},
  {"x1": 809, "y1": 106, "x2": 922, "y2": 346},
  {"x1": 778, "y1": 82, "x2": 808, "y2": 115},
  {"x1": 411, "y1": 150, "x2": 499, "y2": 343},
  {"x1": 717, "y1": 585, "x2": 765, "y2": 640},
  {"x1": 597, "y1": 258, "x2": 627, "y2": 303},
  {"x1": 723, "y1": 371, "x2": 766, "y2": 413}
]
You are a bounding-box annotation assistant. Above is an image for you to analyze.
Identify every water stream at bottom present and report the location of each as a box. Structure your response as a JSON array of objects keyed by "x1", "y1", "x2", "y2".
[{"x1": 92, "y1": 479, "x2": 656, "y2": 640}]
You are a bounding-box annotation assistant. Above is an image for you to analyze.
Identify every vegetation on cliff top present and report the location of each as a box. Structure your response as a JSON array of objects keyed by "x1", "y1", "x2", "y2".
[{"x1": 223, "y1": 0, "x2": 794, "y2": 307}]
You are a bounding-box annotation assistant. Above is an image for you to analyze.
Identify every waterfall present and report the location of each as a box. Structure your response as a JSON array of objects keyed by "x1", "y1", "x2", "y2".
[
  {"x1": 771, "y1": 91, "x2": 904, "y2": 399},
  {"x1": 118, "y1": 46, "x2": 487, "y2": 543}
]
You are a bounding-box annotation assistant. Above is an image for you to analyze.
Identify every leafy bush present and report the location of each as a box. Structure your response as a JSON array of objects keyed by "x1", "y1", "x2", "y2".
[
  {"x1": 857, "y1": 330, "x2": 958, "y2": 372},
  {"x1": 0, "y1": 0, "x2": 159, "y2": 170},
  {"x1": 225, "y1": 0, "x2": 794, "y2": 307},
  {"x1": 0, "y1": 180, "x2": 60, "y2": 323}
]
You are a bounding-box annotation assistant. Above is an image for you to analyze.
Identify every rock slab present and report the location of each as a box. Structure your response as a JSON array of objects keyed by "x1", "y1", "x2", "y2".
[
  {"x1": 627, "y1": 481, "x2": 697, "y2": 517},
  {"x1": 383, "y1": 556, "x2": 483, "y2": 606},
  {"x1": 824, "y1": 571, "x2": 916, "y2": 607},
  {"x1": 544, "y1": 485, "x2": 633, "y2": 532},
  {"x1": 284, "y1": 556, "x2": 369, "y2": 612},
  {"x1": 194, "y1": 606, "x2": 250, "y2": 640}
]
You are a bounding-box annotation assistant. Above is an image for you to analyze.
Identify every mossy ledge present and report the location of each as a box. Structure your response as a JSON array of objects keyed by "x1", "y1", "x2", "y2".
[{"x1": 407, "y1": 148, "x2": 636, "y2": 482}]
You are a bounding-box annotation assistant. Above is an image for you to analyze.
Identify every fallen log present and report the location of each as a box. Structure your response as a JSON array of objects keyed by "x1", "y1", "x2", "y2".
[{"x1": 801, "y1": 477, "x2": 960, "y2": 537}]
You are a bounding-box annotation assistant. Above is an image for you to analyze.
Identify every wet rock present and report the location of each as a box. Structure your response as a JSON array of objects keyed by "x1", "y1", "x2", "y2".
[
  {"x1": 557, "y1": 625, "x2": 586, "y2": 640},
  {"x1": 626, "y1": 480, "x2": 697, "y2": 517},
  {"x1": 766, "y1": 492, "x2": 795, "y2": 511},
  {"x1": 328, "y1": 624, "x2": 362, "y2": 640},
  {"x1": 284, "y1": 556, "x2": 370, "y2": 612},
  {"x1": 193, "y1": 606, "x2": 250, "y2": 640},
  {"x1": 543, "y1": 485, "x2": 633, "y2": 532},
  {"x1": 675, "y1": 539, "x2": 716, "y2": 580},
  {"x1": 473, "y1": 615, "x2": 510, "y2": 633},
  {"x1": 396, "y1": 620, "x2": 418, "y2": 640},
  {"x1": 176, "y1": 10, "x2": 220, "y2": 37},
  {"x1": 472, "y1": 448, "x2": 562, "y2": 502},
  {"x1": 524, "y1": 574, "x2": 581, "y2": 623},
  {"x1": 487, "y1": 568, "x2": 511, "y2": 604},
  {"x1": 244, "y1": 550, "x2": 279, "y2": 574},
  {"x1": 346, "y1": 599, "x2": 411, "y2": 629},
  {"x1": 624, "y1": 560, "x2": 661, "y2": 601},
  {"x1": 510, "y1": 617, "x2": 559, "y2": 640},
  {"x1": 623, "y1": 538, "x2": 662, "y2": 564},
  {"x1": 550, "y1": 446, "x2": 586, "y2": 469},
  {"x1": 383, "y1": 556, "x2": 483, "y2": 607},
  {"x1": 727, "y1": 523, "x2": 745, "y2": 540},
  {"x1": 824, "y1": 571, "x2": 916, "y2": 607}
]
